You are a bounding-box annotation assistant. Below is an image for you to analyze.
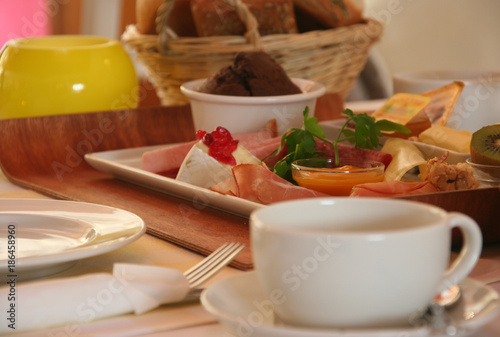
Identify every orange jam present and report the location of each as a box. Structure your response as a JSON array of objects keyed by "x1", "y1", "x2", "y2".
[{"x1": 292, "y1": 158, "x2": 385, "y2": 196}]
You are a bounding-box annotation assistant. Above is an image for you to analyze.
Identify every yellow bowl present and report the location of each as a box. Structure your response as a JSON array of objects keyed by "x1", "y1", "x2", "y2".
[{"x1": 0, "y1": 35, "x2": 138, "y2": 119}]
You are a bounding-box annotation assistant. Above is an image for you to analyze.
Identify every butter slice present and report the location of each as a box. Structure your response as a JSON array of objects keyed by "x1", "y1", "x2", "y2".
[
  {"x1": 418, "y1": 126, "x2": 472, "y2": 153},
  {"x1": 381, "y1": 138, "x2": 427, "y2": 181}
]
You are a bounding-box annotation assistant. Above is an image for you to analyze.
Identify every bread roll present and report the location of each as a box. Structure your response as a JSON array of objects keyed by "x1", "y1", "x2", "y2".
[
  {"x1": 190, "y1": 0, "x2": 298, "y2": 37},
  {"x1": 292, "y1": 0, "x2": 363, "y2": 28},
  {"x1": 136, "y1": 0, "x2": 164, "y2": 34},
  {"x1": 294, "y1": 5, "x2": 327, "y2": 33},
  {"x1": 163, "y1": 0, "x2": 198, "y2": 36}
]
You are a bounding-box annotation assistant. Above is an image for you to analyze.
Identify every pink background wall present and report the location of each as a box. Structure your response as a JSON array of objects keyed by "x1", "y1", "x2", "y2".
[{"x1": 0, "y1": 0, "x2": 51, "y2": 48}]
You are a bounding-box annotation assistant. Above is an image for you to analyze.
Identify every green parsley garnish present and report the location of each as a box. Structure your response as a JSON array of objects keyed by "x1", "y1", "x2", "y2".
[
  {"x1": 335, "y1": 109, "x2": 411, "y2": 163},
  {"x1": 267, "y1": 107, "x2": 410, "y2": 183},
  {"x1": 267, "y1": 107, "x2": 330, "y2": 183}
]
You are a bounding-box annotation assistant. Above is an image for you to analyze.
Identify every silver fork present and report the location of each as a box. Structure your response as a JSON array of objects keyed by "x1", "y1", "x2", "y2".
[{"x1": 184, "y1": 242, "x2": 245, "y2": 290}]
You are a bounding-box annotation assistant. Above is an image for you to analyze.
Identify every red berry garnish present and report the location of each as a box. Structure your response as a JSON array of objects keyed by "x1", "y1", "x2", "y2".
[
  {"x1": 196, "y1": 130, "x2": 207, "y2": 140},
  {"x1": 199, "y1": 127, "x2": 238, "y2": 165}
]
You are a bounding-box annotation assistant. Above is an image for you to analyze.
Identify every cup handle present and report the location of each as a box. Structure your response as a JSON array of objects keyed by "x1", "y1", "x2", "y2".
[{"x1": 441, "y1": 212, "x2": 483, "y2": 291}]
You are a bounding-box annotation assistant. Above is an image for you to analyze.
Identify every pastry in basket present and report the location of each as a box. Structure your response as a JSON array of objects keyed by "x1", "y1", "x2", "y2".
[
  {"x1": 190, "y1": 0, "x2": 298, "y2": 36},
  {"x1": 293, "y1": 0, "x2": 363, "y2": 28},
  {"x1": 136, "y1": 0, "x2": 198, "y2": 36},
  {"x1": 199, "y1": 51, "x2": 301, "y2": 96},
  {"x1": 160, "y1": 0, "x2": 198, "y2": 36},
  {"x1": 142, "y1": 0, "x2": 364, "y2": 37},
  {"x1": 135, "y1": 0, "x2": 164, "y2": 34}
]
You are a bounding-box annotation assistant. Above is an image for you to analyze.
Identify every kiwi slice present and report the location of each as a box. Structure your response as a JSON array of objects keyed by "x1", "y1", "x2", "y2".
[{"x1": 470, "y1": 125, "x2": 500, "y2": 166}]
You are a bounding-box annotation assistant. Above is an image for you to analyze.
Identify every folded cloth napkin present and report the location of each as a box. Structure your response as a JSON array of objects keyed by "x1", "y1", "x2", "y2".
[{"x1": 0, "y1": 263, "x2": 190, "y2": 334}]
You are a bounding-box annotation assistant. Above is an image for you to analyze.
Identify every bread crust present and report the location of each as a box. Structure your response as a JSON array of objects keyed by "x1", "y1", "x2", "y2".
[
  {"x1": 136, "y1": 0, "x2": 164, "y2": 34},
  {"x1": 164, "y1": 0, "x2": 198, "y2": 36},
  {"x1": 138, "y1": 0, "x2": 363, "y2": 37},
  {"x1": 190, "y1": 0, "x2": 298, "y2": 37},
  {"x1": 292, "y1": 0, "x2": 363, "y2": 28}
]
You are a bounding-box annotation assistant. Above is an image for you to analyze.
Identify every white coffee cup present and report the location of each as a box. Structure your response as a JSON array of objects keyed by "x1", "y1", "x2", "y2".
[
  {"x1": 393, "y1": 69, "x2": 500, "y2": 132},
  {"x1": 250, "y1": 198, "x2": 482, "y2": 329}
]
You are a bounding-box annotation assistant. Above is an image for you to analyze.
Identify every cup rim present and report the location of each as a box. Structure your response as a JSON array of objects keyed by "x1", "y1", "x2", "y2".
[
  {"x1": 250, "y1": 197, "x2": 447, "y2": 235},
  {"x1": 180, "y1": 78, "x2": 326, "y2": 104}
]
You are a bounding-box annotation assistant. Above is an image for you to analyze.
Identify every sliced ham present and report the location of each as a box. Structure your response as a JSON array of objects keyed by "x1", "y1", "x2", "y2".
[
  {"x1": 350, "y1": 181, "x2": 439, "y2": 198},
  {"x1": 142, "y1": 140, "x2": 194, "y2": 175},
  {"x1": 230, "y1": 164, "x2": 329, "y2": 204},
  {"x1": 245, "y1": 136, "x2": 286, "y2": 168},
  {"x1": 250, "y1": 137, "x2": 393, "y2": 170},
  {"x1": 246, "y1": 136, "x2": 281, "y2": 157},
  {"x1": 210, "y1": 178, "x2": 238, "y2": 196},
  {"x1": 315, "y1": 140, "x2": 393, "y2": 169},
  {"x1": 143, "y1": 125, "x2": 393, "y2": 177},
  {"x1": 142, "y1": 124, "x2": 278, "y2": 174}
]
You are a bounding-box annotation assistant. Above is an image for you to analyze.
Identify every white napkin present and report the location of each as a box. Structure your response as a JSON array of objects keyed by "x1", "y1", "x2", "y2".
[{"x1": 0, "y1": 263, "x2": 190, "y2": 334}]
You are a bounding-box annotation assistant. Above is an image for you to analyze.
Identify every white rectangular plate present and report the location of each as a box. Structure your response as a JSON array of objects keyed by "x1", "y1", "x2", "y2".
[
  {"x1": 85, "y1": 121, "x2": 469, "y2": 218},
  {"x1": 84, "y1": 145, "x2": 264, "y2": 217}
]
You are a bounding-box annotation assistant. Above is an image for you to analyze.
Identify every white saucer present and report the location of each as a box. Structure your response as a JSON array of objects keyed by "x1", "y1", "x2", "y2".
[
  {"x1": 0, "y1": 199, "x2": 146, "y2": 280},
  {"x1": 201, "y1": 271, "x2": 500, "y2": 337}
]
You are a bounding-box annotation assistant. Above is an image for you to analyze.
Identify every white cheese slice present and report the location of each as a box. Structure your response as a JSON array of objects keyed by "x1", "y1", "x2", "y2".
[{"x1": 176, "y1": 141, "x2": 261, "y2": 188}]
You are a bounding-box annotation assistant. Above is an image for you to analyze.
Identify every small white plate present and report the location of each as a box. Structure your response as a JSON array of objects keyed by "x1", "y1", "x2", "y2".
[
  {"x1": 85, "y1": 146, "x2": 263, "y2": 217},
  {"x1": 0, "y1": 199, "x2": 145, "y2": 279},
  {"x1": 201, "y1": 272, "x2": 500, "y2": 337}
]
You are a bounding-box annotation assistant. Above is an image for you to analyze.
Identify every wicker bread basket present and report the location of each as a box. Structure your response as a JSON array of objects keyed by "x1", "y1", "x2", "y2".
[{"x1": 122, "y1": 0, "x2": 383, "y2": 106}]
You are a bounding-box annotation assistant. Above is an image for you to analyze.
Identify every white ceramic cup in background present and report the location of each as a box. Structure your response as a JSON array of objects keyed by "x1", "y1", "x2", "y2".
[
  {"x1": 393, "y1": 69, "x2": 500, "y2": 132},
  {"x1": 250, "y1": 198, "x2": 482, "y2": 329}
]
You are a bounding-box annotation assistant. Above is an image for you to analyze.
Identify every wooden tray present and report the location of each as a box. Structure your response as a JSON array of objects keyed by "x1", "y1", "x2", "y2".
[
  {"x1": 0, "y1": 106, "x2": 256, "y2": 270},
  {"x1": 0, "y1": 102, "x2": 498, "y2": 271}
]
